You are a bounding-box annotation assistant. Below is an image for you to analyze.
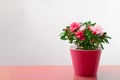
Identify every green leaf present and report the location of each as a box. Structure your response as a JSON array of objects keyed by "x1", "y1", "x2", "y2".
[
  {"x1": 91, "y1": 23, "x2": 96, "y2": 26},
  {"x1": 100, "y1": 44, "x2": 104, "y2": 49},
  {"x1": 60, "y1": 31, "x2": 68, "y2": 40},
  {"x1": 104, "y1": 39, "x2": 109, "y2": 44},
  {"x1": 106, "y1": 36, "x2": 112, "y2": 39},
  {"x1": 66, "y1": 26, "x2": 70, "y2": 28},
  {"x1": 68, "y1": 36, "x2": 74, "y2": 43},
  {"x1": 93, "y1": 35, "x2": 102, "y2": 43},
  {"x1": 59, "y1": 32, "x2": 64, "y2": 37},
  {"x1": 88, "y1": 35, "x2": 92, "y2": 40},
  {"x1": 60, "y1": 35, "x2": 67, "y2": 40},
  {"x1": 88, "y1": 21, "x2": 91, "y2": 24}
]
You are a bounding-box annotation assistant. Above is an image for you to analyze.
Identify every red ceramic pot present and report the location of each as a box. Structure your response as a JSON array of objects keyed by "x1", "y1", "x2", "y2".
[{"x1": 70, "y1": 47, "x2": 101, "y2": 77}]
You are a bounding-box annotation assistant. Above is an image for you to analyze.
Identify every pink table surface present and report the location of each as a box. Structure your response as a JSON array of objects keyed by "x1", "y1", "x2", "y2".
[{"x1": 0, "y1": 65, "x2": 120, "y2": 80}]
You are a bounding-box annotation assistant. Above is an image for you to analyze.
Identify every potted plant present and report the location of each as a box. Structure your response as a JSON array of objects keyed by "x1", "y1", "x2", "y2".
[{"x1": 59, "y1": 21, "x2": 111, "y2": 77}]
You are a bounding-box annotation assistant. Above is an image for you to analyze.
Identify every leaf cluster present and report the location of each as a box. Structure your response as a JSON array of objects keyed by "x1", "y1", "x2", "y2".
[{"x1": 59, "y1": 21, "x2": 111, "y2": 50}]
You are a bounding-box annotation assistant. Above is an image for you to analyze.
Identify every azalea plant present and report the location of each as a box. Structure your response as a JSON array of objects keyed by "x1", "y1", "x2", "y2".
[{"x1": 59, "y1": 21, "x2": 111, "y2": 50}]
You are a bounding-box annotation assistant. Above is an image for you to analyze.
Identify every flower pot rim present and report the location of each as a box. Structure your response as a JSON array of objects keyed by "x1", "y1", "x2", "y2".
[{"x1": 70, "y1": 46, "x2": 102, "y2": 51}]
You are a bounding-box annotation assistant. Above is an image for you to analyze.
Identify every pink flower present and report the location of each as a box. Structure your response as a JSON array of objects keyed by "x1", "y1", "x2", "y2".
[
  {"x1": 75, "y1": 30, "x2": 85, "y2": 40},
  {"x1": 70, "y1": 22, "x2": 81, "y2": 32},
  {"x1": 89, "y1": 25, "x2": 104, "y2": 35}
]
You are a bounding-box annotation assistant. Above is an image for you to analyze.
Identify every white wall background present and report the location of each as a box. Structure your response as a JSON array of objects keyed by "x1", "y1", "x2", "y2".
[{"x1": 0, "y1": 0, "x2": 120, "y2": 65}]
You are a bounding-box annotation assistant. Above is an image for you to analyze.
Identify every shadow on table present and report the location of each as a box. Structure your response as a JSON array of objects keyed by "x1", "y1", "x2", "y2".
[
  {"x1": 74, "y1": 75, "x2": 97, "y2": 80},
  {"x1": 73, "y1": 72, "x2": 120, "y2": 80}
]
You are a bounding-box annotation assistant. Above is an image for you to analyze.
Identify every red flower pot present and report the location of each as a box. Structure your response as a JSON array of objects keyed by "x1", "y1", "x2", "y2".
[{"x1": 70, "y1": 48, "x2": 101, "y2": 77}]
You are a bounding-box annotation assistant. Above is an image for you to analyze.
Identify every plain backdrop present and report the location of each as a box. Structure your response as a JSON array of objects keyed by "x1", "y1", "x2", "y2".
[{"x1": 0, "y1": 0, "x2": 120, "y2": 65}]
